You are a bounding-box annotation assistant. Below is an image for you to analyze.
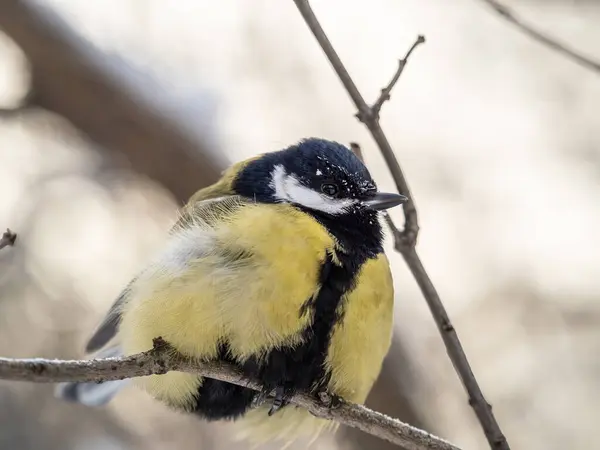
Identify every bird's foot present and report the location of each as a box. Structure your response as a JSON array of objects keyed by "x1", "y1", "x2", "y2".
[
  {"x1": 316, "y1": 390, "x2": 342, "y2": 410},
  {"x1": 267, "y1": 385, "x2": 293, "y2": 416},
  {"x1": 252, "y1": 390, "x2": 268, "y2": 408}
]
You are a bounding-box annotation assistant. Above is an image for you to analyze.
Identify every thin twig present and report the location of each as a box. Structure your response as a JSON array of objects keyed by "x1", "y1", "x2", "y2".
[
  {"x1": 0, "y1": 338, "x2": 460, "y2": 450},
  {"x1": 349, "y1": 142, "x2": 364, "y2": 161},
  {"x1": 350, "y1": 142, "x2": 400, "y2": 244},
  {"x1": 0, "y1": 229, "x2": 17, "y2": 250},
  {"x1": 369, "y1": 35, "x2": 426, "y2": 120},
  {"x1": 292, "y1": 1, "x2": 510, "y2": 449},
  {"x1": 350, "y1": 143, "x2": 410, "y2": 244},
  {"x1": 292, "y1": 0, "x2": 419, "y2": 247},
  {"x1": 479, "y1": 0, "x2": 600, "y2": 73}
]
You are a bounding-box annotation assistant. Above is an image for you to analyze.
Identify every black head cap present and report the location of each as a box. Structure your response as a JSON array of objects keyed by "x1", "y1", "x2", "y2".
[{"x1": 233, "y1": 138, "x2": 406, "y2": 215}]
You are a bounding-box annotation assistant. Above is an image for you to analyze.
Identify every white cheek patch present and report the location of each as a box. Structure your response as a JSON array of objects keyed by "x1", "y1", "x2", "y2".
[{"x1": 270, "y1": 164, "x2": 356, "y2": 215}]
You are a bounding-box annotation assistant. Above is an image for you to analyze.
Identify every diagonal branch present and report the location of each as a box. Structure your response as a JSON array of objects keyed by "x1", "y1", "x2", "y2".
[
  {"x1": 0, "y1": 338, "x2": 461, "y2": 450},
  {"x1": 0, "y1": 229, "x2": 18, "y2": 251},
  {"x1": 366, "y1": 35, "x2": 426, "y2": 121},
  {"x1": 292, "y1": 1, "x2": 510, "y2": 449},
  {"x1": 479, "y1": 0, "x2": 600, "y2": 74},
  {"x1": 291, "y1": 0, "x2": 420, "y2": 247}
]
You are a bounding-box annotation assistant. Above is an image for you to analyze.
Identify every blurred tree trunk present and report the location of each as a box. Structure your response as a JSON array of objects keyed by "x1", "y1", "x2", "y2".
[
  {"x1": 0, "y1": 0, "x2": 227, "y2": 204},
  {"x1": 0, "y1": 2, "x2": 225, "y2": 449}
]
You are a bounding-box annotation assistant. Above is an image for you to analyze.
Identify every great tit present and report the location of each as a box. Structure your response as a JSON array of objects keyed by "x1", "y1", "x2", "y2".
[{"x1": 56, "y1": 137, "x2": 406, "y2": 444}]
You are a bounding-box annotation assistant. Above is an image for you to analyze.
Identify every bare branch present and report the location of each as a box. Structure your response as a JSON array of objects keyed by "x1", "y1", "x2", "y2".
[
  {"x1": 292, "y1": 1, "x2": 510, "y2": 449},
  {"x1": 368, "y1": 35, "x2": 426, "y2": 120},
  {"x1": 0, "y1": 229, "x2": 17, "y2": 250},
  {"x1": 350, "y1": 143, "x2": 403, "y2": 249},
  {"x1": 0, "y1": 339, "x2": 461, "y2": 450},
  {"x1": 480, "y1": 0, "x2": 600, "y2": 74},
  {"x1": 349, "y1": 142, "x2": 364, "y2": 161}
]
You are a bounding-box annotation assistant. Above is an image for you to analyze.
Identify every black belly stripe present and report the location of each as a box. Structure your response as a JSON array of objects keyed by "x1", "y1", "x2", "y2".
[
  {"x1": 192, "y1": 344, "x2": 256, "y2": 421},
  {"x1": 244, "y1": 251, "x2": 356, "y2": 394},
  {"x1": 192, "y1": 251, "x2": 358, "y2": 421},
  {"x1": 192, "y1": 206, "x2": 383, "y2": 421}
]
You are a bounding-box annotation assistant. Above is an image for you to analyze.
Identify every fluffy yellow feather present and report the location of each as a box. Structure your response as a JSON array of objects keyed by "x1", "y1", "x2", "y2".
[{"x1": 55, "y1": 138, "x2": 404, "y2": 446}]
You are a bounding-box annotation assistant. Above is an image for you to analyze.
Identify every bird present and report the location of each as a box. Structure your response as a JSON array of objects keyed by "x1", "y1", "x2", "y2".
[{"x1": 55, "y1": 137, "x2": 406, "y2": 445}]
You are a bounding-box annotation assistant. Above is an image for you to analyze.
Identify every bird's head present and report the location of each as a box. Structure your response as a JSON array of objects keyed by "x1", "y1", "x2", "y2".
[{"x1": 232, "y1": 138, "x2": 407, "y2": 216}]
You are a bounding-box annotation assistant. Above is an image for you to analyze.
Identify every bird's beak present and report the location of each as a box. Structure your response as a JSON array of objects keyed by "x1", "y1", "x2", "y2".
[{"x1": 362, "y1": 192, "x2": 408, "y2": 211}]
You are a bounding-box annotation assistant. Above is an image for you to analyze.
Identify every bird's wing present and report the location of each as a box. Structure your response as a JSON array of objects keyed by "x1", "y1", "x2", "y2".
[
  {"x1": 84, "y1": 282, "x2": 133, "y2": 353},
  {"x1": 110, "y1": 195, "x2": 334, "y2": 409},
  {"x1": 115, "y1": 194, "x2": 335, "y2": 360},
  {"x1": 83, "y1": 195, "x2": 250, "y2": 354}
]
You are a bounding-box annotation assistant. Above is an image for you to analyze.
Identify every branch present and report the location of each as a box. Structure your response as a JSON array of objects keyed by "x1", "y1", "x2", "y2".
[
  {"x1": 292, "y1": 1, "x2": 510, "y2": 449},
  {"x1": 366, "y1": 35, "x2": 426, "y2": 121},
  {"x1": 480, "y1": 0, "x2": 600, "y2": 74},
  {"x1": 0, "y1": 229, "x2": 17, "y2": 251},
  {"x1": 0, "y1": 339, "x2": 460, "y2": 450}
]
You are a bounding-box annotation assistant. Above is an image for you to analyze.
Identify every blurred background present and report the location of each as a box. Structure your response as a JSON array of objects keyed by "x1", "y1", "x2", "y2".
[{"x1": 0, "y1": 0, "x2": 599, "y2": 449}]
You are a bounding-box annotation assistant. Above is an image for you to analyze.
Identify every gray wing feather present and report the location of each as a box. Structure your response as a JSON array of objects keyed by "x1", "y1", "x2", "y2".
[
  {"x1": 85, "y1": 195, "x2": 250, "y2": 354},
  {"x1": 84, "y1": 280, "x2": 134, "y2": 354}
]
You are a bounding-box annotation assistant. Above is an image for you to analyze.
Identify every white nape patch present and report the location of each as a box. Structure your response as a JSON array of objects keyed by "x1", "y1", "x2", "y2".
[
  {"x1": 316, "y1": 169, "x2": 322, "y2": 176},
  {"x1": 270, "y1": 165, "x2": 356, "y2": 215}
]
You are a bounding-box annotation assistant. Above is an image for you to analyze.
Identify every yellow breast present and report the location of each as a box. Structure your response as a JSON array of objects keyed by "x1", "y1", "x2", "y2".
[
  {"x1": 215, "y1": 203, "x2": 337, "y2": 358},
  {"x1": 237, "y1": 252, "x2": 395, "y2": 443},
  {"x1": 325, "y1": 253, "x2": 395, "y2": 403},
  {"x1": 116, "y1": 202, "x2": 337, "y2": 408}
]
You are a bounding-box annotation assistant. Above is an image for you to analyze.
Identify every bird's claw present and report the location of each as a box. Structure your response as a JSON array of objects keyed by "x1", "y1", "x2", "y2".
[
  {"x1": 267, "y1": 385, "x2": 292, "y2": 416},
  {"x1": 317, "y1": 390, "x2": 342, "y2": 410},
  {"x1": 252, "y1": 390, "x2": 268, "y2": 408}
]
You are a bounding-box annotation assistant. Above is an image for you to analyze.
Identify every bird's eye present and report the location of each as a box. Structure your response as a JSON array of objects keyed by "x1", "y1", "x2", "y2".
[{"x1": 321, "y1": 183, "x2": 339, "y2": 197}]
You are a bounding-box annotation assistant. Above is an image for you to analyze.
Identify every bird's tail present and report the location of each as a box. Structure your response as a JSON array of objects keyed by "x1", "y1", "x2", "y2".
[{"x1": 54, "y1": 346, "x2": 129, "y2": 407}]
